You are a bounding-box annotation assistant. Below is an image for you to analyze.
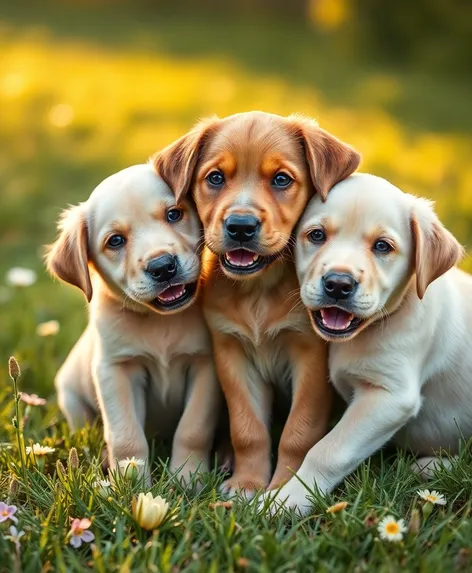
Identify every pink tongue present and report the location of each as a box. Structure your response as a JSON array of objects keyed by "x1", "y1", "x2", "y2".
[
  {"x1": 158, "y1": 284, "x2": 185, "y2": 302},
  {"x1": 227, "y1": 249, "x2": 256, "y2": 267},
  {"x1": 320, "y1": 308, "x2": 354, "y2": 331}
]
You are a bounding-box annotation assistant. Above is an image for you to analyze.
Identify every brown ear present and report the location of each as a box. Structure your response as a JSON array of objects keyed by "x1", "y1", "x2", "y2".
[
  {"x1": 410, "y1": 198, "x2": 463, "y2": 299},
  {"x1": 152, "y1": 116, "x2": 219, "y2": 202},
  {"x1": 290, "y1": 116, "x2": 361, "y2": 201},
  {"x1": 46, "y1": 205, "x2": 92, "y2": 302}
]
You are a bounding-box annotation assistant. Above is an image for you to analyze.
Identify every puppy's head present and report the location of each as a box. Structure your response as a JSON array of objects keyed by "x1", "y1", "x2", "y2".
[
  {"x1": 46, "y1": 164, "x2": 202, "y2": 314},
  {"x1": 295, "y1": 173, "x2": 463, "y2": 342},
  {"x1": 154, "y1": 112, "x2": 360, "y2": 280}
]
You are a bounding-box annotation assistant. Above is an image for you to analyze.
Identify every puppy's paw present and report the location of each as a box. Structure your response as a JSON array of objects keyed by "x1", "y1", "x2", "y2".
[
  {"x1": 411, "y1": 456, "x2": 454, "y2": 481},
  {"x1": 171, "y1": 456, "x2": 209, "y2": 491},
  {"x1": 219, "y1": 475, "x2": 266, "y2": 500},
  {"x1": 257, "y1": 481, "x2": 313, "y2": 517}
]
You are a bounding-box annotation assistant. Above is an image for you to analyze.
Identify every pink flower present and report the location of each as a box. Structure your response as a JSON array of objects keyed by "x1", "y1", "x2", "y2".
[
  {"x1": 20, "y1": 392, "x2": 47, "y2": 406},
  {"x1": 69, "y1": 518, "x2": 94, "y2": 548},
  {"x1": 0, "y1": 502, "x2": 18, "y2": 523}
]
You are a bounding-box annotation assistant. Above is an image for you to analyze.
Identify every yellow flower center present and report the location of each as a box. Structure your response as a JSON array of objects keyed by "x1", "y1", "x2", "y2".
[
  {"x1": 385, "y1": 522, "x2": 400, "y2": 535},
  {"x1": 2, "y1": 510, "x2": 9, "y2": 516},
  {"x1": 426, "y1": 495, "x2": 436, "y2": 502}
]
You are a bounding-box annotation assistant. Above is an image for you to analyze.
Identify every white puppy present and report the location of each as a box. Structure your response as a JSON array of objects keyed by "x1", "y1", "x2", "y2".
[
  {"x1": 47, "y1": 164, "x2": 221, "y2": 483},
  {"x1": 263, "y1": 173, "x2": 468, "y2": 514}
]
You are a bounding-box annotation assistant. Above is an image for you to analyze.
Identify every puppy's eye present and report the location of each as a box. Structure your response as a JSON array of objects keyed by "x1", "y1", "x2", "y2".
[
  {"x1": 106, "y1": 234, "x2": 126, "y2": 249},
  {"x1": 308, "y1": 229, "x2": 326, "y2": 244},
  {"x1": 167, "y1": 208, "x2": 183, "y2": 223},
  {"x1": 373, "y1": 239, "x2": 393, "y2": 253},
  {"x1": 272, "y1": 172, "x2": 293, "y2": 189},
  {"x1": 206, "y1": 170, "x2": 225, "y2": 187}
]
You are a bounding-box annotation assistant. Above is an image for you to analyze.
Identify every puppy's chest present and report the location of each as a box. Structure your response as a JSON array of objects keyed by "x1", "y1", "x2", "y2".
[{"x1": 209, "y1": 294, "x2": 310, "y2": 346}]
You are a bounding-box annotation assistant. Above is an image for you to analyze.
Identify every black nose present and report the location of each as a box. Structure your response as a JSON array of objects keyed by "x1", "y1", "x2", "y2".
[
  {"x1": 322, "y1": 272, "x2": 357, "y2": 300},
  {"x1": 146, "y1": 254, "x2": 177, "y2": 282},
  {"x1": 225, "y1": 214, "x2": 260, "y2": 243}
]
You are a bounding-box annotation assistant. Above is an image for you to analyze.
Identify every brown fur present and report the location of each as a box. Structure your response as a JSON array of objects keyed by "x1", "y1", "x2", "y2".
[{"x1": 154, "y1": 111, "x2": 360, "y2": 494}]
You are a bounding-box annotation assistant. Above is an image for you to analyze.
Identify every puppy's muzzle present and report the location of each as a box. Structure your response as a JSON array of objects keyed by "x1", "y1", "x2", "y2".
[
  {"x1": 322, "y1": 272, "x2": 358, "y2": 301},
  {"x1": 145, "y1": 254, "x2": 178, "y2": 283},
  {"x1": 224, "y1": 214, "x2": 260, "y2": 244}
]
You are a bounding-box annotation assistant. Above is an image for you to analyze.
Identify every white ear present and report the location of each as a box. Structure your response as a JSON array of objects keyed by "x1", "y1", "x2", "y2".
[{"x1": 410, "y1": 197, "x2": 463, "y2": 299}]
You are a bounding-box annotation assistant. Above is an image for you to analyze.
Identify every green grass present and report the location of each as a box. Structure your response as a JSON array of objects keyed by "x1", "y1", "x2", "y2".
[{"x1": 1, "y1": 1, "x2": 472, "y2": 570}]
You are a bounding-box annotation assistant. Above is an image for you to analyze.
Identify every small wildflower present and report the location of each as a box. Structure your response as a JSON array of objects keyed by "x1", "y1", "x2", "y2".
[
  {"x1": 94, "y1": 479, "x2": 112, "y2": 497},
  {"x1": 327, "y1": 501, "x2": 348, "y2": 514},
  {"x1": 417, "y1": 489, "x2": 446, "y2": 506},
  {"x1": 6, "y1": 267, "x2": 37, "y2": 287},
  {"x1": 377, "y1": 515, "x2": 407, "y2": 542},
  {"x1": 0, "y1": 502, "x2": 18, "y2": 523},
  {"x1": 209, "y1": 501, "x2": 233, "y2": 510},
  {"x1": 36, "y1": 320, "x2": 60, "y2": 337},
  {"x1": 20, "y1": 392, "x2": 47, "y2": 406},
  {"x1": 69, "y1": 518, "x2": 94, "y2": 548},
  {"x1": 132, "y1": 493, "x2": 169, "y2": 530},
  {"x1": 25, "y1": 443, "x2": 56, "y2": 457},
  {"x1": 68, "y1": 447, "x2": 79, "y2": 470},
  {"x1": 118, "y1": 456, "x2": 145, "y2": 479},
  {"x1": 408, "y1": 508, "x2": 421, "y2": 534},
  {"x1": 4, "y1": 525, "x2": 25, "y2": 551},
  {"x1": 237, "y1": 557, "x2": 250, "y2": 568},
  {"x1": 8, "y1": 357, "x2": 21, "y2": 380}
]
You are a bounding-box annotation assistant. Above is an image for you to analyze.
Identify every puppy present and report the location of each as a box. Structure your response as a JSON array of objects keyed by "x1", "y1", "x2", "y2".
[
  {"x1": 263, "y1": 173, "x2": 466, "y2": 514},
  {"x1": 47, "y1": 164, "x2": 220, "y2": 483},
  {"x1": 154, "y1": 112, "x2": 360, "y2": 496}
]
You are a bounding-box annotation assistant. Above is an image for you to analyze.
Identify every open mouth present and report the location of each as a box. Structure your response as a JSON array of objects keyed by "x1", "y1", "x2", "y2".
[
  {"x1": 220, "y1": 249, "x2": 279, "y2": 275},
  {"x1": 312, "y1": 307, "x2": 364, "y2": 339},
  {"x1": 150, "y1": 282, "x2": 197, "y2": 312}
]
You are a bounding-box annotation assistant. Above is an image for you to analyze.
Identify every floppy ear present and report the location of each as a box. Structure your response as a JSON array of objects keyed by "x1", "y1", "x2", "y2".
[
  {"x1": 153, "y1": 116, "x2": 219, "y2": 202},
  {"x1": 46, "y1": 205, "x2": 92, "y2": 302},
  {"x1": 410, "y1": 198, "x2": 464, "y2": 299},
  {"x1": 290, "y1": 116, "x2": 361, "y2": 201}
]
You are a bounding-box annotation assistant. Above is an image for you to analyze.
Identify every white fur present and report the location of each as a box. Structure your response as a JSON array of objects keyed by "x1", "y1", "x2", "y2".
[{"x1": 260, "y1": 173, "x2": 469, "y2": 515}]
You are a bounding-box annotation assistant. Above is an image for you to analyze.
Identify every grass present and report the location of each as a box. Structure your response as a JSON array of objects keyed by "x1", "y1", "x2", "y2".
[{"x1": 1, "y1": 1, "x2": 472, "y2": 570}]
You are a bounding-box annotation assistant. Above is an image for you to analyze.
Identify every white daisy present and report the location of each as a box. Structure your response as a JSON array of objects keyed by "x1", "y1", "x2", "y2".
[
  {"x1": 377, "y1": 515, "x2": 407, "y2": 542},
  {"x1": 36, "y1": 320, "x2": 60, "y2": 337},
  {"x1": 6, "y1": 267, "x2": 37, "y2": 287},
  {"x1": 25, "y1": 443, "x2": 56, "y2": 456},
  {"x1": 417, "y1": 489, "x2": 446, "y2": 505},
  {"x1": 118, "y1": 457, "x2": 145, "y2": 471}
]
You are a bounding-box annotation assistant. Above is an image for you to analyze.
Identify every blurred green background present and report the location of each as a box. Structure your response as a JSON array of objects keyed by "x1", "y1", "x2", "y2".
[{"x1": 1, "y1": 0, "x2": 471, "y2": 401}]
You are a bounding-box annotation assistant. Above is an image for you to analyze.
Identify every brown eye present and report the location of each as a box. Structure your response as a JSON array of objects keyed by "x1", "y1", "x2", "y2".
[
  {"x1": 106, "y1": 234, "x2": 126, "y2": 249},
  {"x1": 206, "y1": 170, "x2": 225, "y2": 187},
  {"x1": 373, "y1": 240, "x2": 393, "y2": 253},
  {"x1": 167, "y1": 208, "x2": 183, "y2": 223},
  {"x1": 272, "y1": 172, "x2": 293, "y2": 189},
  {"x1": 308, "y1": 229, "x2": 326, "y2": 244}
]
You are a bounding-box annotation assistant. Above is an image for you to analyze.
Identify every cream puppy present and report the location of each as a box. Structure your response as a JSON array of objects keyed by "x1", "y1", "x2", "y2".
[
  {"x1": 262, "y1": 173, "x2": 468, "y2": 514},
  {"x1": 47, "y1": 164, "x2": 220, "y2": 483}
]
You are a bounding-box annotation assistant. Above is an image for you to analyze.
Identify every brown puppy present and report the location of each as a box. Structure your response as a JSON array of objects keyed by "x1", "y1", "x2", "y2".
[{"x1": 154, "y1": 111, "x2": 360, "y2": 496}]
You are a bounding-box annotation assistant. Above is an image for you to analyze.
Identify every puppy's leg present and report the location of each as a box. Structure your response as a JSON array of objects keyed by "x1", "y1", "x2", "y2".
[
  {"x1": 214, "y1": 332, "x2": 272, "y2": 498},
  {"x1": 269, "y1": 336, "x2": 331, "y2": 489},
  {"x1": 171, "y1": 355, "x2": 221, "y2": 485},
  {"x1": 412, "y1": 456, "x2": 455, "y2": 481},
  {"x1": 261, "y1": 378, "x2": 421, "y2": 515},
  {"x1": 93, "y1": 359, "x2": 149, "y2": 482},
  {"x1": 57, "y1": 386, "x2": 95, "y2": 431}
]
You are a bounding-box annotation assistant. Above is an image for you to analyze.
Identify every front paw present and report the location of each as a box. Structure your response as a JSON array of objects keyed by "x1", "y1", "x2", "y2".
[
  {"x1": 257, "y1": 480, "x2": 314, "y2": 517},
  {"x1": 219, "y1": 475, "x2": 267, "y2": 500}
]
